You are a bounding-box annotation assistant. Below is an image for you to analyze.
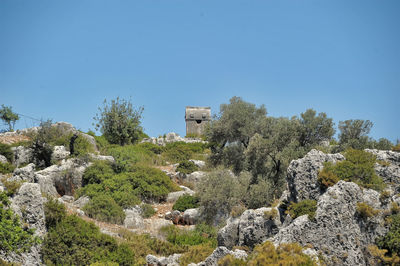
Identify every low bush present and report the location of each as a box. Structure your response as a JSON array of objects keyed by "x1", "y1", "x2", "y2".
[
  {"x1": 0, "y1": 143, "x2": 13, "y2": 162},
  {"x1": 83, "y1": 195, "x2": 125, "y2": 224},
  {"x1": 172, "y1": 195, "x2": 199, "y2": 212},
  {"x1": 78, "y1": 165, "x2": 179, "y2": 209},
  {"x1": 44, "y1": 198, "x2": 66, "y2": 230},
  {"x1": 367, "y1": 245, "x2": 400, "y2": 265},
  {"x1": 393, "y1": 143, "x2": 400, "y2": 152},
  {"x1": 264, "y1": 208, "x2": 278, "y2": 220},
  {"x1": 356, "y1": 202, "x2": 380, "y2": 219},
  {"x1": 140, "y1": 203, "x2": 156, "y2": 218},
  {"x1": 230, "y1": 204, "x2": 247, "y2": 218},
  {"x1": 161, "y1": 223, "x2": 217, "y2": 247},
  {"x1": 1, "y1": 178, "x2": 22, "y2": 196},
  {"x1": 0, "y1": 192, "x2": 40, "y2": 255},
  {"x1": 82, "y1": 160, "x2": 115, "y2": 186},
  {"x1": 247, "y1": 241, "x2": 317, "y2": 265},
  {"x1": 162, "y1": 142, "x2": 207, "y2": 163},
  {"x1": 318, "y1": 149, "x2": 385, "y2": 191},
  {"x1": 179, "y1": 243, "x2": 215, "y2": 266},
  {"x1": 0, "y1": 162, "x2": 16, "y2": 174},
  {"x1": 117, "y1": 229, "x2": 186, "y2": 265},
  {"x1": 70, "y1": 134, "x2": 95, "y2": 156},
  {"x1": 196, "y1": 170, "x2": 250, "y2": 223},
  {"x1": 376, "y1": 214, "x2": 400, "y2": 256},
  {"x1": 286, "y1": 200, "x2": 317, "y2": 220},
  {"x1": 176, "y1": 160, "x2": 198, "y2": 174},
  {"x1": 42, "y1": 215, "x2": 134, "y2": 265},
  {"x1": 218, "y1": 254, "x2": 247, "y2": 266}
]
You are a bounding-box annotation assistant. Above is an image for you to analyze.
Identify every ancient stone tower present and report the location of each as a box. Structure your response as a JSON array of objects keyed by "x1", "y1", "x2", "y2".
[{"x1": 185, "y1": 106, "x2": 211, "y2": 137}]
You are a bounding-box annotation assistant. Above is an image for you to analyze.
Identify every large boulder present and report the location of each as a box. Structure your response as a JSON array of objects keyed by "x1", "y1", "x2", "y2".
[
  {"x1": 185, "y1": 171, "x2": 206, "y2": 184},
  {"x1": 166, "y1": 186, "x2": 194, "y2": 203},
  {"x1": 0, "y1": 154, "x2": 7, "y2": 163},
  {"x1": 36, "y1": 158, "x2": 90, "y2": 196},
  {"x1": 287, "y1": 149, "x2": 345, "y2": 202},
  {"x1": 365, "y1": 149, "x2": 400, "y2": 191},
  {"x1": 273, "y1": 181, "x2": 386, "y2": 265},
  {"x1": 10, "y1": 163, "x2": 36, "y2": 182},
  {"x1": 51, "y1": 146, "x2": 70, "y2": 161},
  {"x1": 124, "y1": 207, "x2": 144, "y2": 229},
  {"x1": 12, "y1": 146, "x2": 33, "y2": 167},
  {"x1": 3, "y1": 183, "x2": 47, "y2": 266},
  {"x1": 218, "y1": 207, "x2": 281, "y2": 249}
]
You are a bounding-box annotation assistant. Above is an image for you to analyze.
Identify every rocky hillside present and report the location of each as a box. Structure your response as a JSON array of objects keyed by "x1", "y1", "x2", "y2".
[{"x1": 0, "y1": 122, "x2": 399, "y2": 265}]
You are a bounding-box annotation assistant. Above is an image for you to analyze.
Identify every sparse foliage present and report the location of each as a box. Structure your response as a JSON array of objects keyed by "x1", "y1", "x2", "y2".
[
  {"x1": 0, "y1": 105, "x2": 19, "y2": 131},
  {"x1": 94, "y1": 97, "x2": 144, "y2": 146}
]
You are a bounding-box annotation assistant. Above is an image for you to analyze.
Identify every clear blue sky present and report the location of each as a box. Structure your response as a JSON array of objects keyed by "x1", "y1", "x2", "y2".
[{"x1": 1, "y1": 0, "x2": 399, "y2": 142}]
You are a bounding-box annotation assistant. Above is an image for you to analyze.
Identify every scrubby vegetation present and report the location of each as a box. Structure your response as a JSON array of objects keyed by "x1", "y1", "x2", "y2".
[
  {"x1": 42, "y1": 200, "x2": 134, "y2": 265},
  {"x1": 377, "y1": 214, "x2": 400, "y2": 257},
  {"x1": 0, "y1": 162, "x2": 15, "y2": 174},
  {"x1": 0, "y1": 143, "x2": 13, "y2": 162},
  {"x1": 172, "y1": 195, "x2": 199, "y2": 212},
  {"x1": 356, "y1": 202, "x2": 380, "y2": 219},
  {"x1": 0, "y1": 192, "x2": 40, "y2": 255},
  {"x1": 286, "y1": 200, "x2": 317, "y2": 220},
  {"x1": 83, "y1": 194, "x2": 125, "y2": 224},
  {"x1": 140, "y1": 203, "x2": 156, "y2": 218},
  {"x1": 176, "y1": 160, "x2": 198, "y2": 174},
  {"x1": 318, "y1": 149, "x2": 385, "y2": 191}
]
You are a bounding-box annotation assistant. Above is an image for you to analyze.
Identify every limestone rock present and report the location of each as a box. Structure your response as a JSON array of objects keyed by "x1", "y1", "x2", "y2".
[
  {"x1": 89, "y1": 153, "x2": 115, "y2": 163},
  {"x1": 189, "y1": 159, "x2": 206, "y2": 169},
  {"x1": 36, "y1": 158, "x2": 90, "y2": 196},
  {"x1": 12, "y1": 146, "x2": 33, "y2": 167},
  {"x1": 166, "y1": 186, "x2": 195, "y2": 203},
  {"x1": 73, "y1": 196, "x2": 90, "y2": 208},
  {"x1": 218, "y1": 207, "x2": 281, "y2": 249},
  {"x1": 0, "y1": 154, "x2": 7, "y2": 163},
  {"x1": 186, "y1": 171, "x2": 206, "y2": 184},
  {"x1": 273, "y1": 181, "x2": 387, "y2": 265},
  {"x1": 183, "y1": 208, "x2": 200, "y2": 225},
  {"x1": 51, "y1": 145, "x2": 70, "y2": 161},
  {"x1": 124, "y1": 207, "x2": 144, "y2": 229},
  {"x1": 3, "y1": 183, "x2": 47, "y2": 266},
  {"x1": 60, "y1": 195, "x2": 75, "y2": 203},
  {"x1": 10, "y1": 163, "x2": 36, "y2": 182},
  {"x1": 365, "y1": 149, "x2": 400, "y2": 190},
  {"x1": 146, "y1": 253, "x2": 181, "y2": 266},
  {"x1": 287, "y1": 149, "x2": 345, "y2": 202},
  {"x1": 189, "y1": 247, "x2": 247, "y2": 266}
]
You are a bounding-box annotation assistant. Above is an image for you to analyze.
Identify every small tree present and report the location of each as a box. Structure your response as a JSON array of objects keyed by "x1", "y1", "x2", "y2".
[
  {"x1": 0, "y1": 104, "x2": 19, "y2": 131},
  {"x1": 338, "y1": 119, "x2": 373, "y2": 149},
  {"x1": 94, "y1": 97, "x2": 144, "y2": 146}
]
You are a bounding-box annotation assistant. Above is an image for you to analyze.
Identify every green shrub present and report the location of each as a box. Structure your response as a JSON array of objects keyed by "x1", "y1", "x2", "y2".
[
  {"x1": 137, "y1": 142, "x2": 164, "y2": 154},
  {"x1": 287, "y1": 200, "x2": 317, "y2": 220},
  {"x1": 0, "y1": 162, "x2": 15, "y2": 174},
  {"x1": 117, "y1": 229, "x2": 186, "y2": 265},
  {"x1": 0, "y1": 143, "x2": 13, "y2": 162},
  {"x1": 356, "y1": 202, "x2": 380, "y2": 219},
  {"x1": 230, "y1": 204, "x2": 247, "y2": 218},
  {"x1": 218, "y1": 254, "x2": 247, "y2": 266},
  {"x1": 1, "y1": 178, "x2": 22, "y2": 196},
  {"x1": 367, "y1": 245, "x2": 400, "y2": 265},
  {"x1": 70, "y1": 134, "x2": 95, "y2": 156},
  {"x1": 162, "y1": 142, "x2": 207, "y2": 163},
  {"x1": 247, "y1": 241, "x2": 317, "y2": 266},
  {"x1": 376, "y1": 214, "x2": 400, "y2": 256},
  {"x1": 318, "y1": 149, "x2": 385, "y2": 191},
  {"x1": 161, "y1": 223, "x2": 217, "y2": 247},
  {"x1": 176, "y1": 160, "x2": 198, "y2": 174},
  {"x1": 78, "y1": 165, "x2": 178, "y2": 208},
  {"x1": 140, "y1": 203, "x2": 156, "y2": 218},
  {"x1": 180, "y1": 243, "x2": 215, "y2": 266},
  {"x1": 197, "y1": 170, "x2": 250, "y2": 223},
  {"x1": 42, "y1": 215, "x2": 134, "y2": 265},
  {"x1": 264, "y1": 208, "x2": 278, "y2": 220},
  {"x1": 83, "y1": 195, "x2": 125, "y2": 224},
  {"x1": 44, "y1": 198, "x2": 66, "y2": 230},
  {"x1": 0, "y1": 192, "x2": 40, "y2": 255},
  {"x1": 172, "y1": 195, "x2": 199, "y2": 212},
  {"x1": 393, "y1": 143, "x2": 400, "y2": 152},
  {"x1": 82, "y1": 160, "x2": 115, "y2": 186}
]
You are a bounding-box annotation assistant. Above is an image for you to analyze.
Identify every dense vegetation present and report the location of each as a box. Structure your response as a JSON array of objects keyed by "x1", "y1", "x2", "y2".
[
  {"x1": 0, "y1": 192, "x2": 40, "y2": 255},
  {"x1": 42, "y1": 200, "x2": 134, "y2": 265},
  {"x1": 318, "y1": 149, "x2": 385, "y2": 191},
  {"x1": 172, "y1": 195, "x2": 199, "y2": 212}
]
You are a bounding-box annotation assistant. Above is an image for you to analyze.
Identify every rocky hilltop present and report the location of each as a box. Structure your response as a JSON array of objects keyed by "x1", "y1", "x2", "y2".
[{"x1": 0, "y1": 122, "x2": 399, "y2": 265}]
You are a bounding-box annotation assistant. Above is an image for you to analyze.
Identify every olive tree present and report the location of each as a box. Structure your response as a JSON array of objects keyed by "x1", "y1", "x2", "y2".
[
  {"x1": 0, "y1": 104, "x2": 19, "y2": 131},
  {"x1": 94, "y1": 98, "x2": 144, "y2": 146},
  {"x1": 338, "y1": 119, "x2": 373, "y2": 150}
]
